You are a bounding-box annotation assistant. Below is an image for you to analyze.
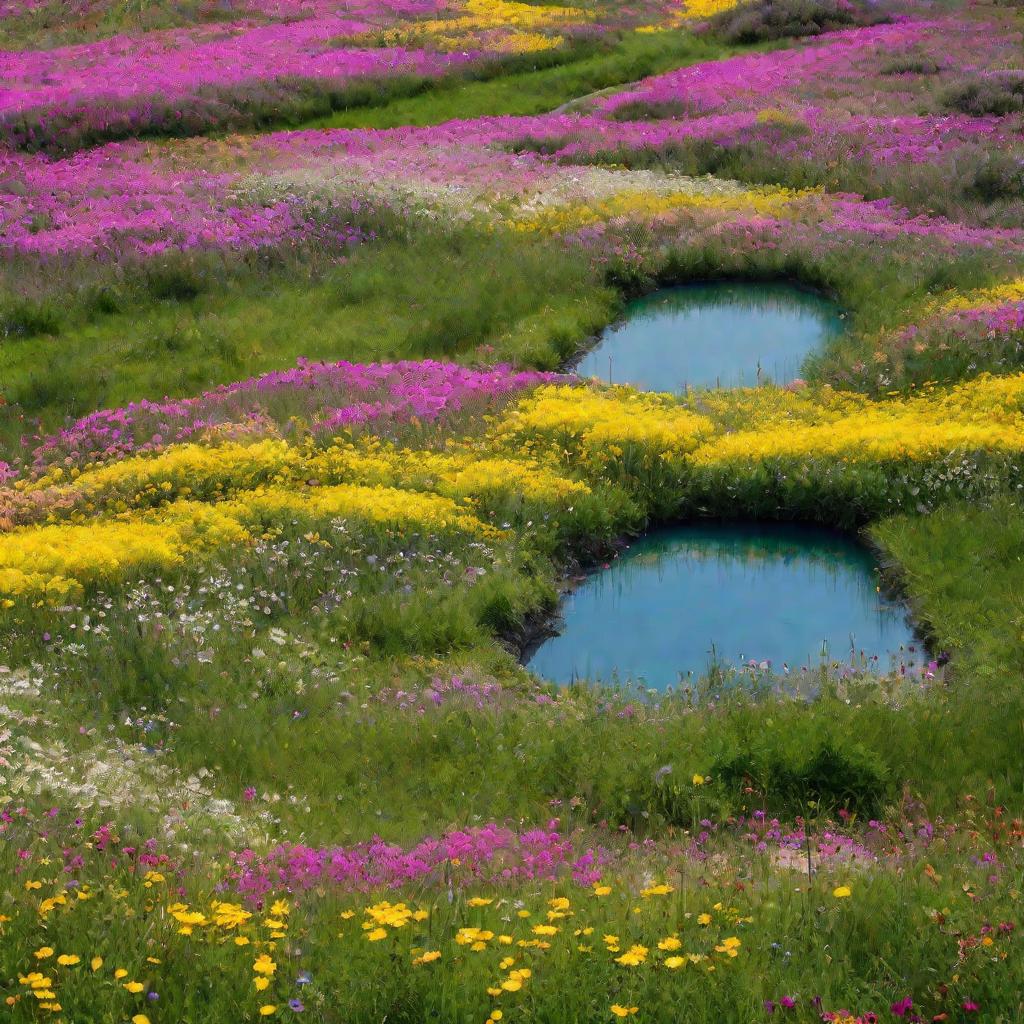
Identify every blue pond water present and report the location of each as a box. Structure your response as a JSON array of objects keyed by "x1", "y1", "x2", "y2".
[
  {"x1": 526, "y1": 524, "x2": 919, "y2": 690},
  {"x1": 574, "y1": 281, "x2": 845, "y2": 391}
]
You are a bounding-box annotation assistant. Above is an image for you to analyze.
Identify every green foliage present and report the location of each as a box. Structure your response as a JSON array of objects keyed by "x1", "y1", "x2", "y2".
[
  {"x1": 870, "y1": 496, "x2": 1024, "y2": 679},
  {"x1": 715, "y1": 741, "x2": 890, "y2": 817},
  {"x1": 708, "y1": 0, "x2": 887, "y2": 44},
  {"x1": 0, "y1": 299, "x2": 60, "y2": 340},
  {"x1": 942, "y1": 72, "x2": 1024, "y2": 117}
]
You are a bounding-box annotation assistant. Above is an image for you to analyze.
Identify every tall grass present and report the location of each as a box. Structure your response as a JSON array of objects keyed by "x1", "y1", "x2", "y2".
[{"x1": 0, "y1": 227, "x2": 616, "y2": 449}]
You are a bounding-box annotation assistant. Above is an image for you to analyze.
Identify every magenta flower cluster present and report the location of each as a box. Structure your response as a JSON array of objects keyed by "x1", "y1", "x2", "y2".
[
  {"x1": 0, "y1": 145, "x2": 376, "y2": 258},
  {"x1": 228, "y1": 824, "x2": 611, "y2": 897},
  {"x1": 594, "y1": 17, "x2": 1020, "y2": 165},
  {"x1": 0, "y1": 0, "x2": 470, "y2": 147}
]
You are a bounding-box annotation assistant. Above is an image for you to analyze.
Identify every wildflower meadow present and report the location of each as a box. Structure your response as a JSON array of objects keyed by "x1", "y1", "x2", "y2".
[{"x1": 1, "y1": 0, "x2": 1023, "y2": 1021}]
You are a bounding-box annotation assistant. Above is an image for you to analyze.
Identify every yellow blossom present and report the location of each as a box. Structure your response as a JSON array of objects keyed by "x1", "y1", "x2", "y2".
[
  {"x1": 640, "y1": 884, "x2": 673, "y2": 898},
  {"x1": 253, "y1": 954, "x2": 277, "y2": 976},
  {"x1": 615, "y1": 944, "x2": 649, "y2": 966}
]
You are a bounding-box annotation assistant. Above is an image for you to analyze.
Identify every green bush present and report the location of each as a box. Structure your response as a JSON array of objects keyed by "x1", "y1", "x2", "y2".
[{"x1": 708, "y1": 0, "x2": 887, "y2": 44}]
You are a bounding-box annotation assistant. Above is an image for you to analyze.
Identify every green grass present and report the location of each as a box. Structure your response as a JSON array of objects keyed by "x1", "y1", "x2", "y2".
[
  {"x1": 90, "y1": 495, "x2": 1024, "y2": 842},
  {"x1": 300, "y1": 30, "x2": 725, "y2": 130},
  {"x1": 0, "y1": 228, "x2": 616, "y2": 446},
  {"x1": 871, "y1": 497, "x2": 1024, "y2": 682}
]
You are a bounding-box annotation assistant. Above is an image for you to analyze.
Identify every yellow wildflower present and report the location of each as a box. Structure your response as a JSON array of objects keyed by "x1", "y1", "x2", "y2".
[
  {"x1": 640, "y1": 884, "x2": 673, "y2": 898},
  {"x1": 615, "y1": 944, "x2": 649, "y2": 966},
  {"x1": 253, "y1": 954, "x2": 277, "y2": 976}
]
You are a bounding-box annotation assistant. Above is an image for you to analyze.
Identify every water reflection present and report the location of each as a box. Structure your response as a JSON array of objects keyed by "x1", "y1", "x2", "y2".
[
  {"x1": 575, "y1": 282, "x2": 845, "y2": 391},
  {"x1": 526, "y1": 523, "x2": 919, "y2": 690}
]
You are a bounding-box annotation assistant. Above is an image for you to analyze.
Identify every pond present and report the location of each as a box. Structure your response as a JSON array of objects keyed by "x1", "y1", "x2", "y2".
[
  {"x1": 573, "y1": 281, "x2": 845, "y2": 391},
  {"x1": 525, "y1": 523, "x2": 921, "y2": 690}
]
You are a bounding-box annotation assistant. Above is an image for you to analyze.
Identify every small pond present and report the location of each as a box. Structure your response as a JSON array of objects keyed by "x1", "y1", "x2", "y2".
[
  {"x1": 574, "y1": 281, "x2": 845, "y2": 391},
  {"x1": 526, "y1": 523, "x2": 920, "y2": 690}
]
